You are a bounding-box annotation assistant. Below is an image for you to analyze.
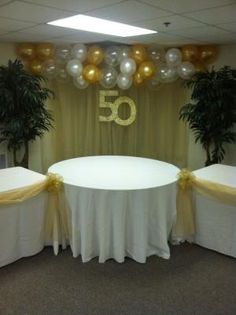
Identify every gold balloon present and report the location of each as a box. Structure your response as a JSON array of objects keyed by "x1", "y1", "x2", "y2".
[
  {"x1": 87, "y1": 45, "x2": 104, "y2": 65},
  {"x1": 199, "y1": 45, "x2": 219, "y2": 64},
  {"x1": 83, "y1": 64, "x2": 101, "y2": 83},
  {"x1": 138, "y1": 61, "x2": 155, "y2": 79},
  {"x1": 16, "y1": 43, "x2": 36, "y2": 60},
  {"x1": 181, "y1": 45, "x2": 199, "y2": 62},
  {"x1": 28, "y1": 58, "x2": 43, "y2": 75},
  {"x1": 193, "y1": 60, "x2": 207, "y2": 73},
  {"x1": 36, "y1": 43, "x2": 55, "y2": 61},
  {"x1": 133, "y1": 71, "x2": 144, "y2": 86},
  {"x1": 131, "y1": 44, "x2": 147, "y2": 64}
]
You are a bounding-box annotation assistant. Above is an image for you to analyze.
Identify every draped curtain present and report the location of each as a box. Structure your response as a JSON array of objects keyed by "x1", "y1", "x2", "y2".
[{"x1": 30, "y1": 80, "x2": 189, "y2": 174}]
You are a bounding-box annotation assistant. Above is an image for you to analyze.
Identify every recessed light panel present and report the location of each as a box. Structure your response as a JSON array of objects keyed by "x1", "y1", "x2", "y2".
[{"x1": 48, "y1": 14, "x2": 157, "y2": 37}]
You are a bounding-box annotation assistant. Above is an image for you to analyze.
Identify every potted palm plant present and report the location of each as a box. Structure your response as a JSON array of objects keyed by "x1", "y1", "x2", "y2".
[
  {"x1": 179, "y1": 66, "x2": 236, "y2": 166},
  {"x1": 0, "y1": 59, "x2": 54, "y2": 168}
]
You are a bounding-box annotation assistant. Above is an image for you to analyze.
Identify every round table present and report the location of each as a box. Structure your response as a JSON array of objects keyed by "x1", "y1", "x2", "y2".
[{"x1": 49, "y1": 156, "x2": 180, "y2": 263}]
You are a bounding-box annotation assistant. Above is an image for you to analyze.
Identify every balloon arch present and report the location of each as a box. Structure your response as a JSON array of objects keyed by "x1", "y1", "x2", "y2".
[{"x1": 16, "y1": 42, "x2": 219, "y2": 90}]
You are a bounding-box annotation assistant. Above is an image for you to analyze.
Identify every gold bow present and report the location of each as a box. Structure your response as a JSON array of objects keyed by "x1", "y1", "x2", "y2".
[
  {"x1": 46, "y1": 173, "x2": 64, "y2": 193},
  {"x1": 177, "y1": 168, "x2": 195, "y2": 190}
]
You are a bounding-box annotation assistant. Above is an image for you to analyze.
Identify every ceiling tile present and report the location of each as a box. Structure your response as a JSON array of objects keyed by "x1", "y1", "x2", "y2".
[
  {"x1": 57, "y1": 31, "x2": 114, "y2": 44},
  {"x1": 0, "y1": 31, "x2": 57, "y2": 42},
  {"x1": 0, "y1": 17, "x2": 35, "y2": 31},
  {"x1": 162, "y1": 39, "x2": 205, "y2": 46},
  {"x1": 136, "y1": 15, "x2": 205, "y2": 32},
  {"x1": 0, "y1": 0, "x2": 14, "y2": 5},
  {"x1": 217, "y1": 22, "x2": 236, "y2": 32},
  {"x1": 0, "y1": 0, "x2": 235, "y2": 46},
  {"x1": 0, "y1": 1, "x2": 72, "y2": 23},
  {"x1": 110, "y1": 32, "x2": 193, "y2": 46},
  {"x1": 214, "y1": 34, "x2": 236, "y2": 44},
  {"x1": 22, "y1": 0, "x2": 125, "y2": 13},
  {"x1": 184, "y1": 4, "x2": 236, "y2": 24},
  {"x1": 197, "y1": 33, "x2": 236, "y2": 44},
  {"x1": 140, "y1": 0, "x2": 235, "y2": 14},
  {"x1": 166, "y1": 26, "x2": 231, "y2": 38},
  {"x1": 20, "y1": 24, "x2": 79, "y2": 37},
  {"x1": 86, "y1": 0, "x2": 171, "y2": 23},
  {"x1": 0, "y1": 29, "x2": 8, "y2": 35},
  {"x1": 162, "y1": 24, "x2": 234, "y2": 44}
]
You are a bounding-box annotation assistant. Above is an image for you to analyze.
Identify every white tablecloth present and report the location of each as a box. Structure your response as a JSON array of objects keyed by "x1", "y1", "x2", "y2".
[
  {"x1": 49, "y1": 156, "x2": 180, "y2": 263},
  {"x1": 0, "y1": 167, "x2": 47, "y2": 267},
  {"x1": 193, "y1": 164, "x2": 236, "y2": 257}
]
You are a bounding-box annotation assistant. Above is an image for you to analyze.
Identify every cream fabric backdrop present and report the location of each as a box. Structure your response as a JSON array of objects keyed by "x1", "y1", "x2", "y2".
[{"x1": 30, "y1": 80, "x2": 189, "y2": 174}]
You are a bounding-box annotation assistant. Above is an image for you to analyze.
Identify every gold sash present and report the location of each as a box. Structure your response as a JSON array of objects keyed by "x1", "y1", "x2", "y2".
[{"x1": 173, "y1": 168, "x2": 236, "y2": 239}]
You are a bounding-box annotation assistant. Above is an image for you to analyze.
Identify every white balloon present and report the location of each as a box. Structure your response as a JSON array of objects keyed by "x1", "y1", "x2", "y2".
[
  {"x1": 55, "y1": 45, "x2": 71, "y2": 64},
  {"x1": 105, "y1": 46, "x2": 121, "y2": 67},
  {"x1": 165, "y1": 48, "x2": 182, "y2": 67},
  {"x1": 100, "y1": 66, "x2": 118, "y2": 89},
  {"x1": 71, "y1": 43, "x2": 87, "y2": 62},
  {"x1": 158, "y1": 63, "x2": 178, "y2": 83},
  {"x1": 73, "y1": 75, "x2": 89, "y2": 89},
  {"x1": 42, "y1": 59, "x2": 57, "y2": 79},
  {"x1": 177, "y1": 61, "x2": 195, "y2": 80},
  {"x1": 66, "y1": 59, "x2": 83, "y2": 77},
  {"x1": 117, "y1": 73, "x2": 133, "y2": 90},
  {"x1": 118, "y1": 46, "x2": 131, "y2": 62},
  {"x1": 120, "y1": 58, "x2": 136, "y2": 76}
]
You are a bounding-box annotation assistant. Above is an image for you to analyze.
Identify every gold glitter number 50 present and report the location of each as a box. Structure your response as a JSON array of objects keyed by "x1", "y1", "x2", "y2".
[{"x1": 99, "y1": 90, "x2": 136, "y2": 126}]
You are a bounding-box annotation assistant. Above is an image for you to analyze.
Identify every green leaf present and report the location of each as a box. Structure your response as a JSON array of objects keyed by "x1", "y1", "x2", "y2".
[
  {"x1": 179, "y1": 66, "x2": 236, "y2": 165},
  {"x1": 0, "y1": 59, "x2": 54, "y2": 158}
]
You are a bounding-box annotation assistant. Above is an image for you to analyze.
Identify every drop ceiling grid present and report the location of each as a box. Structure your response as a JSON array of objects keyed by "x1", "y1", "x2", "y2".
[{"x1": 0, "y1": 0, "x2": 235, "y2": 44}]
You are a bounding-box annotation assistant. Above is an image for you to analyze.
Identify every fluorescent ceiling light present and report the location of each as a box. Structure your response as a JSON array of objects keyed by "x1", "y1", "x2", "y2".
[{"x1": 47, "y1": 14, "x2": 157, "y2": 37}]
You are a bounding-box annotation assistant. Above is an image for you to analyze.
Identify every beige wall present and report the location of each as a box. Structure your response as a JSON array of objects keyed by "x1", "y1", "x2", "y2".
[
  {"x1": 0, "y1": 43, "x2": 17, "y2": 64},
  {"x1": 0, "y1": 42, "x2": 236, "y2": 171}
]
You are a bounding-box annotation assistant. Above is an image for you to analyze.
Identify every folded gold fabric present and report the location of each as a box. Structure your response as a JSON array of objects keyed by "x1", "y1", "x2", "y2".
[
  {"x1": 173, "y1": 168, "x2": 236, "y2": 239},
  {"x1": 0, "y1": 172, "x2": 70, "y2": 254},
  {"x1": 0, "y1": 172, "x2": 62, "y2": 204}
]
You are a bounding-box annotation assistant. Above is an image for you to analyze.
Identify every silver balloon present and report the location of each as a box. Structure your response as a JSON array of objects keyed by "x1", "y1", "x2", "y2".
[
  {"x1": 177, "y1": 61, "x2": 195, "y2": 80},
  {"x1": 100, "y1": 66, "x2": 118, "y2": 89},
  {"x1": 147, "y1": 72, "x2": 162, "y2": 90},
  {"x1": 158, "y1": 63, "x2": 178, "y2": 83},
  {"x1": 120, "y1": 58, "x2": 136, "y2": 76},
  {"x1": 105, "y1": 46, "x2": 121, "y2": 67},
  {"x1": 118, "y1": 46, "x2": 131, "y2": 62},
  {"x1": 148, "y1": 46, "x2": 165, "y2": 64},
  {"x1": 66, "y1": 59, "x2": 83, "y2": 77},
  {"x1": 71, "y1": 43, "x2": 87, "y2": 62},
  {"x1": 73, "y1": 74, "x2": 89, "y2": 89},
  {"x1": 165, "y1": 48, "x2": 182, "y2": 67},
  {"x1": 56, "y1": 66, "x2": 70, "y2": 83},
  {"x1": 117, "y1": 73, "x2": 133, "y2": 90},
  {"x1": 42, "y1": 59, "x2": 57, "y2": 79},
  {"x1": 55, "y1": 45, "x2": 71, "y2": 64}
]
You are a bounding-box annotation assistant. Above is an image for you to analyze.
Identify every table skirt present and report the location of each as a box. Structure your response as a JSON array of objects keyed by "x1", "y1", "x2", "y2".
[
  {"x1": 65, "y1": 183, "x2": 176, "y2": 263},
  {"x1": 193, "y1": 191, "x2": 236, "y2": 257},
  {"x1": 0, "y1": 192, "x2": 47, "y2": 267}
]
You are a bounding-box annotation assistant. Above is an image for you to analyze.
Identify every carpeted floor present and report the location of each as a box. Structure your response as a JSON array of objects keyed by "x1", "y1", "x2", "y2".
[{"x1": 0, "y1": 243, "x2": 235, "y2": 315}]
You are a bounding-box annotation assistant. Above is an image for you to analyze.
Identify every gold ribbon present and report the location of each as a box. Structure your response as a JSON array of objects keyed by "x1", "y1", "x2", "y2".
[
  {"x1": 173, "y1": 168, "x2": 236, "y2": 241},
  {"x1": 46, "y1": 172, "x2": 64, "y2": 193},
  {"x1": 177, "y1": 168, "x2": 195, "y2": 190},
  {"x1": 0, "y1": 172, "x2": 70, "y2": 255},
  {"x1": 173, "y1": 169, "x2": 195, "y2": 239},
  {"x1": 0, "y1": 173, "x2": 63, "y2": 204}
]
